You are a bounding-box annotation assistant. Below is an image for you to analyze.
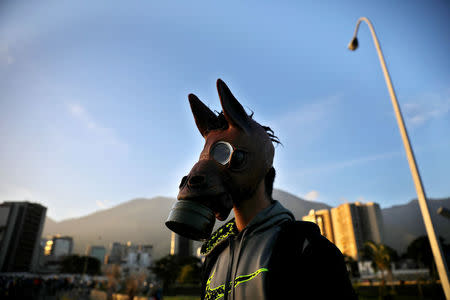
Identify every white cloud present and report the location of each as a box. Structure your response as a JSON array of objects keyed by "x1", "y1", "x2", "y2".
[
  {"x1": 275, "y1": 95, "x2": 340, "y2": 127},
  {"x1": 297, "y1": 150, "x2": 401, "y2": 176},
  {"x1": 68, "y1": 103, "x2": 100, "y2": 131},
  {"x1": 96, "y1": 200, "x2": 109, "y2": 209},
  {"x1": 0, "y1": 43, "x2": 14, "y2": 66},
  {"x1": 67, "y1": 103, "x2": 128, "y2": 150},
  {"x1": 303, "y1": 190, "x2": 319, "y2": 201},
  {"x1": 0, "y1": 183, "x2": 33, "y2": 201},
  {"x1": 339, "y1": 197, "x2": 348, "y2": 203},
  {"x1": 403, "y1": 92, "x2": 450, "y2": 127},
  {"x1": 357, "y1": 196, "x2": 365, "y2": 202},
  {"x1": 0, "y1": 183, "x2": 51, "y2": 210},
  {"x1": 270, "y1": 95, "x2": 341, "y2": 147},
  {"x1": 68, "y1": 103, "x2": 84, "y2": 116}
]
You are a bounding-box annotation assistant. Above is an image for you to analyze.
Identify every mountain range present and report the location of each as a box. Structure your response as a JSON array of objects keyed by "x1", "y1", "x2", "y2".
[{"x1": 42, "y1": 189, "x2": 450, "y2": 259}]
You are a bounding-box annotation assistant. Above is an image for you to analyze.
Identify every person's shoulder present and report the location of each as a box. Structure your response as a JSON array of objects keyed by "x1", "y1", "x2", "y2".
[
  {"x1": 268, "y1": 220, "x2": 357, "y2": 300},
  {"x1": 269, "y1": 219, "x2": 348, "y2": 274},
  {"x1": 281, "y1": 220, "x2": 343, "y2": 258}
]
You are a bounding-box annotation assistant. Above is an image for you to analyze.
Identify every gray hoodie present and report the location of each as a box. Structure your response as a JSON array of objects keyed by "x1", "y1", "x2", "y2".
[{"x1": 201, "y1": 200, "x2": 295, "y2": 300}]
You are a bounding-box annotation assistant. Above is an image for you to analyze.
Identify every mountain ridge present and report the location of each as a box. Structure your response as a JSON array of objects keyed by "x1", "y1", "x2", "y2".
[{"x1": 42, "y1": 190, "x2": 450, "y2": 259}]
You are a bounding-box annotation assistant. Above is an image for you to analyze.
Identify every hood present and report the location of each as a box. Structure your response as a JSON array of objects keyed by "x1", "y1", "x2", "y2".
[
  {"x1": 200, "y1": 200, "x2": 294, "y2": 256},
  {"x1": 242, "y1": 199, "x2": 295, "y2": 235}
]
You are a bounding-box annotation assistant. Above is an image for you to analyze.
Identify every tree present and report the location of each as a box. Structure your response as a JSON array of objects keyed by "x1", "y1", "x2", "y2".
[
  {"x1": 406, "y1": 235, "x2": 448, "y2": 279},
  {"x1": 364, "y1": 241, "x2": 394, "y2": 282},
  {"x1": 343, "y1": 254, "x2": 360, "y2": 278},
  {"x1": 105, "y1": 264, "x2": 121, "y2": 300},
  {"x1": 364, "y1": 241, "x2": 397, "y2": 300},
  {"x1": 126, "y1": 271, "x2": 147, "y2": 300},
  {"x1": 151, "y1": 255, "x2": 202, "y2": 291},
  {"x1": 177, "y1": 256, "x2": 202, "y2": 285},
  {"x1": 151, "y1": 255, "x2": 181, "y2": 291},
  {"x1": 60, "y1": 255, "x2": 101, "y2": 275},
  {"x1": 177, "y1": 263, "x2": 202, "y2": 284}
]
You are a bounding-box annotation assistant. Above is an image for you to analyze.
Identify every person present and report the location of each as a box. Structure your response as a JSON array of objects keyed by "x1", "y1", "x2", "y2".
[{"x1": 169, "y1": 79, "x2": 357, "y2": 300}]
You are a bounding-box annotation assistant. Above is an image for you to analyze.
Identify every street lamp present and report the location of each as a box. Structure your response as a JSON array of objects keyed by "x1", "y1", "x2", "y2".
[
  {"x1": 437, "y1": 207, "x2": 450, "y2": 220},
  {"x1": 348, "y1": 17, "x2": 450, "y2": 299}
]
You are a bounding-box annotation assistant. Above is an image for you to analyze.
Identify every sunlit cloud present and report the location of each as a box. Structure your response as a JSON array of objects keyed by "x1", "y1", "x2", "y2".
[
  {"x1": 96, "y1": 200, "x2": 109, "y2": 209},
  {"x1": 403, "y1": 92, "x2": 450, "y2": 127},
  {"x1": 303, "y1": 190, "x2": 319, "y2": 201},
  {"x1": 0, "y1": 43, "x2": 14, "y2": 66},
  {"x1": 339, "y1": 197, "x2": 348, "y2": 203},
  {"x1": 67, "y1": 103, "x2": 128, "y2": 150}
]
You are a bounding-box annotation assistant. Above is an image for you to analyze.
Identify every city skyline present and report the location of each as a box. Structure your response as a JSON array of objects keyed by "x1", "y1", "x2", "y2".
[{"x1": 1, "y1": 1, "x2": 449, "y2": 221}]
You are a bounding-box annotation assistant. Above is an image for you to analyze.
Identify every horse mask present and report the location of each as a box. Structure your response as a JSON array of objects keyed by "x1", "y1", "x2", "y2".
[{"x1": 166, "y1": 79, "x2": 275, "y2": 241}]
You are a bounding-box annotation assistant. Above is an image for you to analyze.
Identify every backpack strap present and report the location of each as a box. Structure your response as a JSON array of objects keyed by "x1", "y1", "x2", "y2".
[{"x1": 267, "y1": 220, "x2": 357, "y2": 300}]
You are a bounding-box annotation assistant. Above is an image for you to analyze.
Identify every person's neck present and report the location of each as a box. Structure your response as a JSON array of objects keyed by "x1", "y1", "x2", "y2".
[{"x1": 233, "y1": 182, "x2": 271, "y2": 232}]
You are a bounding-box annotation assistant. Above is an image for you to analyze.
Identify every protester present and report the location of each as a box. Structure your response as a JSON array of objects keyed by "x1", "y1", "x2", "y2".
[{"x1": 170, "y1": 79, "x2": 357, "y2": 300}]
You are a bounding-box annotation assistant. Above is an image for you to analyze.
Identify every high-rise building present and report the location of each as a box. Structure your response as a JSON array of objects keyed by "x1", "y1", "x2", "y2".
[
  {"x1": 0, "y1": 201, "x2": 47, "y2": 272},
  {"x1": 86, "y1": 245, "x2": 106, "y2": 265},
  {"x1": 358, "y1": 202, "x2": 384, "y2": 244},
  {"x1": 140, "y1": 244, "x2": 153, "y2": 256},
  {"x1": 302, "y1": 209, "x2": 335, "y2": 243},
  {"x1": 331, "y1": 202, "x2": 384, "y2": 260},
  {"x1": 301, "y1": 202, "x2": 384, "y2": 260},
  {"x1": 125, "y1": 244, "x2": 153, "y2": 268},
  {"x1": 44, "y1": 236, "x2": 73, "y2": 258},
  {"x1": 106, "y1": 242, "x2": 126, "y2": 264},
  {"x1": 330, "y1": 203, "x2": 360, "y2": 259},
  {"x1": 170, "y1": 232, "x2": 192, "y2": 257},
  {"x1": 105, "y1": 242, "x2": 153, "y2": 274}
]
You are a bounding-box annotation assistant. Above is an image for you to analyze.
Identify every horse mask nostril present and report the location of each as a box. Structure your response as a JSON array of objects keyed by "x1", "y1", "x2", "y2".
[
  {"x1": 188, "y1": 175, "x2": 206, "y2": 187},
  {"x1": 179, "y1": 176, "x2": 188, "y2": 189}
]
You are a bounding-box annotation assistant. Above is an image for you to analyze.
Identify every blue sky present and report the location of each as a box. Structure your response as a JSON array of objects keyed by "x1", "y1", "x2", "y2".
[{"x1": 1, "y1": 0, "x2": 449, "y2": 220}]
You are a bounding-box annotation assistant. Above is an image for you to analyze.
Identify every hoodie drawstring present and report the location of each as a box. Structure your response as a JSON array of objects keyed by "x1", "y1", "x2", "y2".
[
  {"x1": 223, "y1": 238, "x2": 235, "y2": 300},
  {"x1": 231, "y1": 228, "x2": 248, "y2": 300}
]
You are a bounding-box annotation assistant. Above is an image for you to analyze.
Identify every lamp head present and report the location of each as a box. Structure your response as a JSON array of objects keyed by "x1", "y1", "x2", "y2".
[{"x1": 348, "y1": 37, "x2": 359, "y2": 51}]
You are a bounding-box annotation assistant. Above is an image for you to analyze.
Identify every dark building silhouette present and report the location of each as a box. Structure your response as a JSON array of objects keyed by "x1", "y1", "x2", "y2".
[
  {"x1": 105, "y1": 242, "x2": 126, "y2": 264},
  {"x1": 170, "y1": 232, "x2": 192, "y2": 257},
  {"x1": 0, "y1": 201, "x2": 47, "y2": 272}
]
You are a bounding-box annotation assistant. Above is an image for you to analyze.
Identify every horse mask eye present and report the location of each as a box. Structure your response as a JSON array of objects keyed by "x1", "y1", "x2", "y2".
[
  {"x1": 166, "y1": 79, "x2": 275, "y2": 241},
  {"x1": 230, "y1": 150, "x2": 246, "y2": 169}
]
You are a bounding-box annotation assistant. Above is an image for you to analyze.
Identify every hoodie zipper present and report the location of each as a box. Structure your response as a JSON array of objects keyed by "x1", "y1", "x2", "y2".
[{"x1": 223, "y1": 237, "x2": 235, "y2": 300}]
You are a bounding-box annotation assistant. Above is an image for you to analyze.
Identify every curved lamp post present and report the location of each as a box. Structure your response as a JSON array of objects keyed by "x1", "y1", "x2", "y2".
[
  {"x1": 437, "y1": 207, "x2": 450, "y2": 221},
  {"x1": 348, "y1": 17, "x2": 450, "y2": 298}
]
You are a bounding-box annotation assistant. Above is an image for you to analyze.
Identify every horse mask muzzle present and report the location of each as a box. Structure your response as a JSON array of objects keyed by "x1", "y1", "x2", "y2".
[{"x1": 166, "y1": 79, "x2": 274, "y2": 241}]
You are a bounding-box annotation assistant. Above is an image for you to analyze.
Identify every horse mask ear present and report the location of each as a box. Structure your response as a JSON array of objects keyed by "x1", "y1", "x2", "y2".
[
  {"x1": 189, "y1": 93, "x2": 218, "y2": 138},
  {"x1": 217, "y1": 79, "x2": 251, "y2": 132}
]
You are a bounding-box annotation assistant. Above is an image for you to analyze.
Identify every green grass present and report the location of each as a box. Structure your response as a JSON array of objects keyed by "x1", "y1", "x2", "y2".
[
  {"x1": 354, "y1": 283, "x2": 445, "y2": 300},
  {"x1": 164, "y1": 297, "x2": 200, "y2": 300}
]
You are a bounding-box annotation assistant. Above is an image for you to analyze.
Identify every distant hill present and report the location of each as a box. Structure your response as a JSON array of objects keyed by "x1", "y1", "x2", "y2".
[
  {"x1": 42, "y1": 189, "x2": 330, "y2": 259},
  {"x1": 272, "y1": 189, "x2": 331, "y2": 217},
  {"x1": 42, "y1": 191, "x2": 450, "y2": 259},
  {"x1": 382, "y1": 197, "x2": 450, "y2": 252},
  {"x1": 43, "y1": 197, "x2": 176, "y2": 259}
]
